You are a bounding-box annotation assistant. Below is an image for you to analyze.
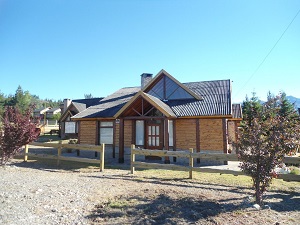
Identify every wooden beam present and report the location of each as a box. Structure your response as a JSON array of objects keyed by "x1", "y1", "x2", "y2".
[
  {"x1": 164, "y1": 119, "x2": 170, "y2": 164},
  {"x1": 222, "y1": 118, "x2": 228, "y2": 154},
  {"x1": 132, "y1": 161, "x2": 190, "y2": 171},
  {"x1": 173, "y1": 119, "x2": 177, "y2": 162},
  {"x1": 196, "y1": 119, "x2": 200, "y2": 164},
  {"x1": 113, "y1": 121, "x2": 116, "y2": 158},
  {"x1": 119, "y1": 118, "x2": 125, "y2": 163}
]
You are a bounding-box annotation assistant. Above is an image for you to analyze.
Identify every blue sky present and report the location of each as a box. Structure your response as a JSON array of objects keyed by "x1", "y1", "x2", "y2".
[{"x1": 0, "y1": 0, "x2": 299, "y2": 103}]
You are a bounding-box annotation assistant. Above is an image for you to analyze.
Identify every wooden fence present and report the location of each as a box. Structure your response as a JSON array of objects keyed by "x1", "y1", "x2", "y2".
[
  {"x1": 130, "y1": 145, "x2": 300, "y2": 182},
  {"x1": 24, "y1": 141, "x2": 105, "y2": 171}
]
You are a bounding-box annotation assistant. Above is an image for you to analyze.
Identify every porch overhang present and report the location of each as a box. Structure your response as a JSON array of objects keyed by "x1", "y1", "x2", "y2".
[{"x1": 114, "y1": 91, "x2": 177, "y2": 118}]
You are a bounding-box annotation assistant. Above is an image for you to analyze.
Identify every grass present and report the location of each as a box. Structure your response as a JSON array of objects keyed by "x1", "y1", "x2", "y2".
[
  {"x1": 12, "y1": 154, "x2": 300, "y2": 192},
  {"x1": 36, "y1": 134, "x2": 61, "y2": 143},
  {"x1": 290, "y1": 166, "x2": 300, "y2": 175},
  {"x1": 133, "y1": 168, "x2": 300, "y2": 193}
]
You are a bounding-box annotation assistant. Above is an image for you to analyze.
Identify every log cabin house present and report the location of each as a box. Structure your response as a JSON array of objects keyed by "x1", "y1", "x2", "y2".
[
  {"x1": 72, "y1": 69, "x2": 242, "y2": 163},
  {"x1": 59, "y1": 98, "x2": 103, "y2": 139}
]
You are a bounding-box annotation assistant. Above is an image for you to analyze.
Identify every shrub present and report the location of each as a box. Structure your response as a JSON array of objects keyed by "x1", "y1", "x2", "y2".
[{"x1": 0, "y1": 106, "x2": 40, "y2": 165}]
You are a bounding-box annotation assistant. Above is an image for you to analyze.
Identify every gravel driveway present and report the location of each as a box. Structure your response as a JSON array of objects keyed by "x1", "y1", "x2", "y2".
[{"x1": 1, "y1": 158, "x2": 299, "y2": 225}]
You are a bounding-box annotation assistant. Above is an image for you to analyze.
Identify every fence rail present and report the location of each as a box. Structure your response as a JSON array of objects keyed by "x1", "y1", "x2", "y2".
[
  {"x1": 24, "y1": 141, "x2": 105, "y2": 171},
  {"x1": 130, "y1": 145, "x2": 300, "y2": 181}
]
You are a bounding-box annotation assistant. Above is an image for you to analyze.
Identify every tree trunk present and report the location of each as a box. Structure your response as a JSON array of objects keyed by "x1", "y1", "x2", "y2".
[{"x1": 255, "y1": 179, "x2": 263, "y2": 206}]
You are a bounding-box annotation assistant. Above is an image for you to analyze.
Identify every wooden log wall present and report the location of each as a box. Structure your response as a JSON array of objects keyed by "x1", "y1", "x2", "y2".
[
  {"x1": 200, "y1": 119, "x2": 223, "y2": 151},
  {"x1": 124, "y1": 120, "x2": 133, "y2": 147},
  {"x1": 78, "y1": 121, "x2": 97, "y2": 145},
  {"x1": 227, "y1": 121, "x2": 236, "y2": 143},
  {"x1": 175, "y1": 119, "x2": 197, "y2": 150},
  {"x1": 115, "y1": 122, "x2": 120, "y2": 147}
]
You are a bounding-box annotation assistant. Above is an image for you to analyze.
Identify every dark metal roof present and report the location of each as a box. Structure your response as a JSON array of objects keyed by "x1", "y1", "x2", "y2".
[
  {"x1": 72, "y1": 98, "x2": 103, "y2": 108},
  {"x1": 72, "y1": 87, "x2": 139, "y2": 119},
  {"x1": 46, "y1": 107, "x2": 61, "y2": 113},
  {"x1": 167, "y1": 80, "x2": 231, "y2": 117},
  {"x1": 72, "y1": 79, "x2": 234, "y2": 119},
  {"x1": 144, "y1": 93, "x2": 176, "y2": 117},
  {"x1": 72, "y1": 102, "x2": 87, "y2": 112},
  {"x1": 232, "y1": 104, "x2": 242, "y2": 119}
]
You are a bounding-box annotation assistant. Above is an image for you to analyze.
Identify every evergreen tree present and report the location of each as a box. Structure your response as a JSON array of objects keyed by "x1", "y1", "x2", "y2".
[
  {"x1": 279, "y1": 92, "x2": 297, "y2": 117},
  {"x1": 242, "y1": 92, "x2": 262, "y2": 127},
  {"x1": 0, "y1": 91, "x2": 5, "y2": 118},
  {"x1": 13, "y1": 85, "x2": 32, "y2": 113},
  {"x1": 84, "y1": 93, "x2": 93, "y2": 99}
]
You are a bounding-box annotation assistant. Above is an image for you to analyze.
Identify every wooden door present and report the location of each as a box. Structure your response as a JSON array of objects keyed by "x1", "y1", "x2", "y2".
[{"x1": 146, "y1": 120, "x2": 163, "y2": 160}]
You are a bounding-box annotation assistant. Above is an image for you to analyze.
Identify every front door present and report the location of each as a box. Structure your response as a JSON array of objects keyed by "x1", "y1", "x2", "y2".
[{"x1": 146, "y1": 120, "x2": 163, "y2": 159}]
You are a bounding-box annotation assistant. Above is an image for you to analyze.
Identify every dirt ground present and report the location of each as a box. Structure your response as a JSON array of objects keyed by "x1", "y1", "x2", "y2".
[{"x1": 1, "y1": 157, "x2": 299, "y2": 225}]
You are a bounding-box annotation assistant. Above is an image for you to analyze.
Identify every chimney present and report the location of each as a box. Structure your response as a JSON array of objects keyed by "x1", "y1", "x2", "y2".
[
  {"x1": 62, "y1": 99, "x2": 71, "y2": 113},
  {"x1": 141, "y1": 73, "x2": 153, "y2": 89}
]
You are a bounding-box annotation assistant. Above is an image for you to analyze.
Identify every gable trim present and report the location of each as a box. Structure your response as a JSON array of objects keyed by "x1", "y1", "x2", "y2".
[
  {"x1": 114, "y1": 90, "x2": 177, "y2": 118},
  {"x1": 59, "y1": 102, "x2": 82, "y2": 122}
]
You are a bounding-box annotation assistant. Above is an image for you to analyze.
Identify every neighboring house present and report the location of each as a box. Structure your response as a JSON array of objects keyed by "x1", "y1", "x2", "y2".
[
  {"x1": 33, "y1": 107, "x2": 51, "y2": 121},
  {"x1": 72, "y1": 69, "x2": 242, "y2": 163},
  {"x1": 59, "y1": 98, "x2": 102, "y2": 139},
  {"x1": 45, "y1": 108, "x2": 61, "y2": 119}
]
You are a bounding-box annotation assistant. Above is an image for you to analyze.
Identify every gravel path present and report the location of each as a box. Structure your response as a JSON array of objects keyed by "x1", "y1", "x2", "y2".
[{"x1": 1, "y1": 159, "x2": 299, "y2": 225}]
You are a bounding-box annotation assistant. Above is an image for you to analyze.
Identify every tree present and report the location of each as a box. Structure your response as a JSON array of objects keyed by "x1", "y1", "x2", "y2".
[
  {"x1": 0, "y1": 105, "x2": 40, "y2": 165},
  {"x1": 8, "y1": 85, "x2": 32, "y2": 114},
  {"x1": 242, "y1": 92, "x2": 262, "y2": 127},
  {"x1": 0, "y1": 91, "x2": 6, "y2": 119},
  {"x1": 52, "y1": 112, "x2": 61, "y2": 121},
  {"x1": 237, "y1": 92, "x2": 300, "y2": 206},
  {"x1": 84, "y1": 93, "x2": 93, "y2": 99}
]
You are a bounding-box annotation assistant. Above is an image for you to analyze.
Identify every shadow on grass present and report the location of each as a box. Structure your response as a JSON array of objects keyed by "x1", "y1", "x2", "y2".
[
  {"x1": 85, "y1": 173, "x2": 300, "y2": 213},
  {"x1": 11, "y1": 155, "x2": 130, "y2": 172},
  {"x1": 86, "y1": 193, "x2": 240, "y2": 224},
  {"x1": 36, "y1": 134, "x2": 61, "y2": 142}
]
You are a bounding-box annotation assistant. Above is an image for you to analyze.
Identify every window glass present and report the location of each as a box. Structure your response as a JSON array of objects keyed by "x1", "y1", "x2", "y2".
[
  {"x1": 156, "y1": 137, "x2": 159, "y2": 146},
  {"x1": 65, "y1": 121, "x2": 76, "y2": 134},
  {"x1": 168, "y1": 120, "x2": 173, "y2": 146},
  {"x1": 100, "y1": 127, "x2": 113, "y2": 144},
  {"x1": 135, "y1": 120, "x2": 144, "y2": 145},
  {"x1": 148, "y1": 137, "x2": 152, "y2": 146},
  {"x1": 101, "y1": 121, "x2": 113, "y2": 127},
  {"x1": 99, "y1": 121, "x2": 114, "y2": 144}
]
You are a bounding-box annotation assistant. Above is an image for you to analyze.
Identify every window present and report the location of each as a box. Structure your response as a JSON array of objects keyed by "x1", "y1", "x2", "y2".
[
  {"x1": 147, "y1": 75, "x2": 194, "y2": 100},
  {"x1": 65, "y1": 121, "x2": 76, "y2": 134},
  {"x1": 135, "y1": 120, "x2": 144, "y2": 145},
  {"x1": 168, "y1": 120, "x2": 174, "y2": 146},
  {"x1": 99, "y1": 121, "x2": 113, "y2": 144}
]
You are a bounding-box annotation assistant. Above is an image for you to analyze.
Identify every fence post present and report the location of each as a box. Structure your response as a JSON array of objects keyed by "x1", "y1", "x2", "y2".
[
  {"x1": 131, "y1": 144, "x2": 135, "y2": 174},
  {"x1": 189, "y1": 148, "x2": 193, "y2": 179},
  {"x1": 57, "y1": 140, "x2": 62, "y2": 166},
  {"x1": 24, "y1": 144, "x2": 29, "y2": 162},
  {"x1": 100, "y1": 143, "x2": 105, "y2": 172}
]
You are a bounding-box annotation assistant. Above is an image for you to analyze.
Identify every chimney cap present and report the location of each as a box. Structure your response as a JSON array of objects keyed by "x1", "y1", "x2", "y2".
[{"x1": 140, "y1": 73, "x2": 153, "y2": 77}]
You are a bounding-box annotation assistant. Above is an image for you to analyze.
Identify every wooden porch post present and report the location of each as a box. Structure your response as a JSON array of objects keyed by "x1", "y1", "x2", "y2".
[
  {"x1": 196, "y1": 119, "x2": 200, "y2": 164},
  {"x1": 222, "y1": 118, "x2": 228, "y2": 165},
  {"x1": 119, "y1": 118, "x2": 125, "y2": 163},
  {"x1": 164, "y1": 119, "x2": 170, "y2": 164},
  {"x1": 173, "y1": 119, "x2": 177, "y2": 162},
  {"x1": 113, "y1": 121, "x2": 116, "y2": 158}
]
